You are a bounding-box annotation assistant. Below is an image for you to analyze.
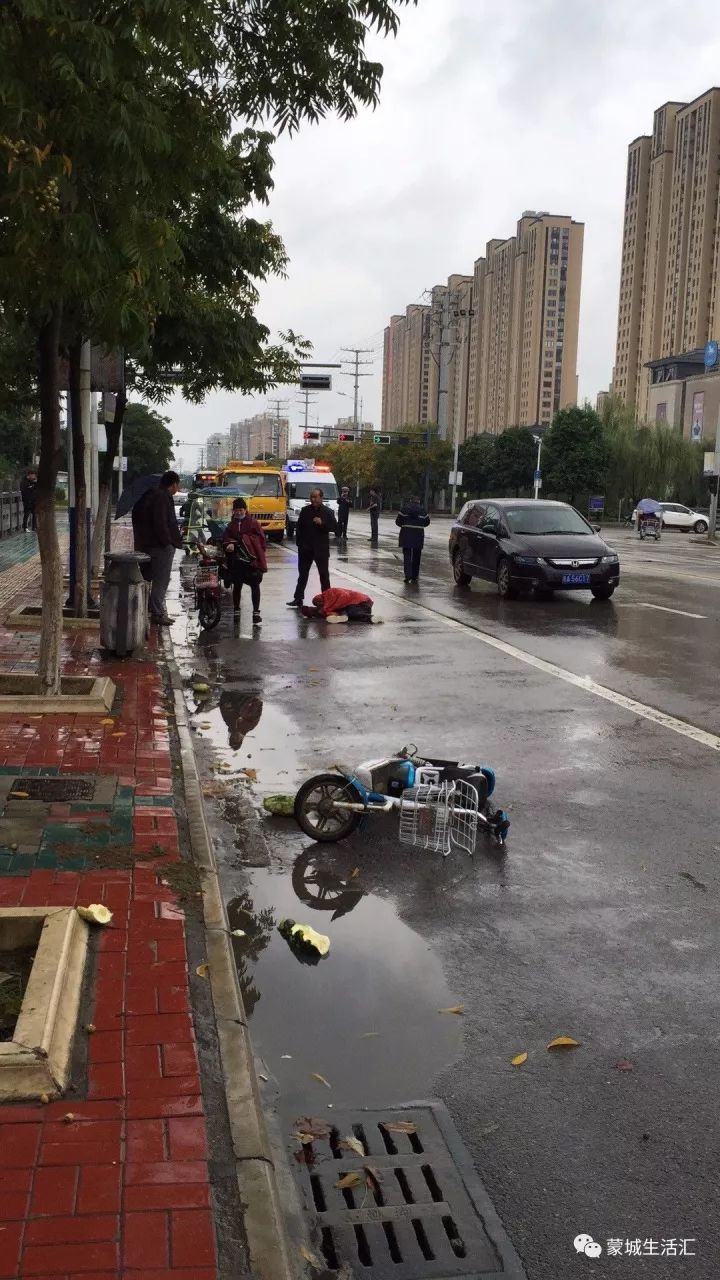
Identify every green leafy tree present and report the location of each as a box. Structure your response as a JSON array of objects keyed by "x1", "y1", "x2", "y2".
[
  {"x1": 489, "y1": 426, "x2": 536, "y2": 497},
  {"x1": 123, "y1": 405, "x2": 174, "y2": 482},
  {"x1": 0, "y1": 0, "x2": 415, "y2": 690},
  {"x1": 458, "y1": 433, "x2": 497, "y2": 496},
  {"x1": 543, "y1": 408, "x2": 608, "y2": 505}
]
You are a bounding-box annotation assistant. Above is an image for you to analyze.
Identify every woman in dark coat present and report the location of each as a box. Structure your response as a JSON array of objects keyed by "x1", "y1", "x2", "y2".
[
  {"x1": 222, "y1": 498, "x2": 267, "y2": 624},
  {"x1": 395, "y1": 496, "x2": 430, "y2": 583}
]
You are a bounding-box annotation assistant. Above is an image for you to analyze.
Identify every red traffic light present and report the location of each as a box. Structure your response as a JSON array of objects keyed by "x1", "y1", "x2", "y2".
[
  {"x1": 338, "y1": 433, "x2": 355, "y2": 442},
  {"x1": 303, "y1": 431, "x2": 320, "y2": 441}
]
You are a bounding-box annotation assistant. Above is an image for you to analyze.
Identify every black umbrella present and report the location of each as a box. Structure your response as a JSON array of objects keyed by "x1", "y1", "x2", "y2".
[{"x1": 114, "y1": 473, "x2": 161, "y2": 520}]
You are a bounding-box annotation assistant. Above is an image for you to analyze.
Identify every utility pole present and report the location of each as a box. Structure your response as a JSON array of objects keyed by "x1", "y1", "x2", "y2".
[
  {"x1": 267, "y1": 398, "x2": 289, "y2": 458},
  {"x1": 341, "y1": 347, "x2": 374, "y2": 436},
  {"x1": 296, "y1": 390, "x2": 318, "y2": 439}
]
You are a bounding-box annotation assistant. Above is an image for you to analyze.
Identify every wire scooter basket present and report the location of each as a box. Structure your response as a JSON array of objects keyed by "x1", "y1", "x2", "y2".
[{"x1": 398, "y1": 778, "x2": 480, "y2": 857}]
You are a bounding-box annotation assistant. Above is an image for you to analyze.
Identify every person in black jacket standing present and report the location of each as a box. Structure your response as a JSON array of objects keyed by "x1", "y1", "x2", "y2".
[
  {"x1": 133, "y1": 471, "x2": 184, "y2": 624},
  {"x1": 287, "y1": 487, "x2": 337, "y2": 607},
  {"x1": 396, "y1": 495, "x2": 430, "y2": 583},
  {"x1": 20, "y1": 470, "x2": 37, "y2": 532},
  {"x1": 336, "y1": 487, "x2": 351, "y2": 541}
]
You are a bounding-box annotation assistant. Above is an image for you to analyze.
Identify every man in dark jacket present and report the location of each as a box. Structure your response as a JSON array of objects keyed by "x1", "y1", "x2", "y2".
[
  {"x1": 287, "y1": 487, "x2": 337, "y2": 607},
  {"x1": 368, "y1": 488, "x2": 381, "y2": 544},
  {"x1": 396, "y1": 495, "x2": 430, "y2": 583},
  {"x1": 336, "y1": 486, "x2": 352, "y2": 541},
  {"x1": 133, "y1": 471, "x2": 183, "y2": 624},
  {"x1": 20, "y1": 470, "x2": 37, "y2": 532}
]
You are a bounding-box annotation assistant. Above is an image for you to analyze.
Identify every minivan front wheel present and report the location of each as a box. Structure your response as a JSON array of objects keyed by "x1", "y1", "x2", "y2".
[
  {"x1": 452, "y1": 552, "x2": 471, "y2": 586},
  {"x1": 496, "y1": 558, "x2": 518, "y2": 599}
]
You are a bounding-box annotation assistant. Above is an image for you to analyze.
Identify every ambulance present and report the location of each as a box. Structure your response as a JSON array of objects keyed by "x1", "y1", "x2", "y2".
[{"x1": 282, "y1": 460, "x2": 340, "y2": 540}]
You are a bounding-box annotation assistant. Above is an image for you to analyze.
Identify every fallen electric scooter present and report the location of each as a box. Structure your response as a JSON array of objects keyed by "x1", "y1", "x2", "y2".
[{"x1": 294, "y1": 745, "x2": 510, "y2": 855}]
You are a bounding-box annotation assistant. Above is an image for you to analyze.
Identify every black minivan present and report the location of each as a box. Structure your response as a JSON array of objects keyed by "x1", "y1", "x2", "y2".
[{"x1": 448, "y1": 499, "x2": 620, "y2": 600}]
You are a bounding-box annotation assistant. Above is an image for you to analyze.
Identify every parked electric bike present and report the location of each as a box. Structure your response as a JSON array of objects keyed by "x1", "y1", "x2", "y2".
[{"x1": 294, "y1": 745, "x2": 510, "y2": 855}]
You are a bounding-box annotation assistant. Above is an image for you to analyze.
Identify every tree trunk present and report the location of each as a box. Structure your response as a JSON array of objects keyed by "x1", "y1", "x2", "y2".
[
  {"x1": 68, "y1": 342, "x2": 88, "y2": 617},
  {"x1": 36, "y1": 304, "x2": 64, "y2": 696},
  {"x1": 91, "y1": 389, "x2": 126, "y2": 576}
]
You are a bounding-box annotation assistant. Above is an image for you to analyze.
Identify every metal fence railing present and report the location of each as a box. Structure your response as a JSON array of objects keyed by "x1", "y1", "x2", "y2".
[{"x1": 0, "y1": 492, "x2": 23, "y2": 538}]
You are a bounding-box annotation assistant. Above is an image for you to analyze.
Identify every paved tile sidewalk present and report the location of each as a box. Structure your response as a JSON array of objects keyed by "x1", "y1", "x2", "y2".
[{"x1": 0, "y1": 533, "x2": 236, "y2": 1278}]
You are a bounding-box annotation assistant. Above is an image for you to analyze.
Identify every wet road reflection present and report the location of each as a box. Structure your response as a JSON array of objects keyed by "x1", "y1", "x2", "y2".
[{"x1": 227, "y1": 846, "x2": 463, "y2": 1113}]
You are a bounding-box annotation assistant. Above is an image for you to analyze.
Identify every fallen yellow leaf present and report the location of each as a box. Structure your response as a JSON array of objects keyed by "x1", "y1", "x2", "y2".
[
  {"x1": 40, "y1": 1093, "x2": 49, "y2": 1105},
  {"x1": 439, "y1": 1005, "x2": 465, "y2": 1015},
  {"x1": 350, "y1": 867, "x2": 360, "y2": 878},
  {"x1": 294, "y1": 1132, "x2": 315, "y2": 1145},
  {"x1": 360, "y1": 1031, "x2": 379, "y2": 1039},
  {"x1": 336, "y1": 1171, "x2": 364, "y2": 1190},
  {"x1": 382, "y1": 1121, "x2": 417, "y2": 1134},
  {"x1": 10, "y1": 791, "x2": 29, "y2": 799},
  {"x1": 242, "y1": 768, "x2": 258, "y2": 781},
  {"x1": 100, "y1": 718, "x2": 114, "y2": 725},
  {"x1": 299, "y1": 1244, "x2": 322, "y2": 1268},
  {"x1": 310, "y1": 1072, "x2": 331, "y2": 1089},
  {"x1": 77, "y1": 904, "x2": 113, "y2": 926},
  {"x1": 196, "y1": 963, "x2": 209, "y2": 978},
  {"x1": 511, "y1": 1052, "x2": 528, "y2": 1067},
  {"x1": 63, "y1": 1113, "x2": 76, "y2": 1123},
  {"x1": 342, "y1": 1134, "x2": 365, "y2": 1157},
  {"x1": 111, "y1": 732, "x2": 126, "y2": 738},
  {"x1": 546, "y1": 1036, "x2": 580, "y2": 1050},
  {"x1": 84, "y1": 1024, "x2": 96, "y2": 1034},
  {"x1": 294, "y1": 1116, "x2": 330, "y2": 1139}
]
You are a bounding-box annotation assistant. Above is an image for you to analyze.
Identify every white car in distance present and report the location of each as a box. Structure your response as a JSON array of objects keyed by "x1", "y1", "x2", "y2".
[{"x1": 630, "y1": 502, "x2": 708, "y2": 533}]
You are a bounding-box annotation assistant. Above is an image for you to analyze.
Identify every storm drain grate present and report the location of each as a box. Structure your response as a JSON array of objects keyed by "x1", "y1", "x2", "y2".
[
  {"x1": 288, "y1": 1103, "x2": 526, "y2": 1279},
  {"x1": 9, "y1": 777, "x2": 95, "y2": 802}
]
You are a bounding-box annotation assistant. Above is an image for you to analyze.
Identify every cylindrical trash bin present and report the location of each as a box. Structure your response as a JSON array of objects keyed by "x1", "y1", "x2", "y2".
[{"x1": 100, "y1": 552, "x2": 150, "y2": 656}]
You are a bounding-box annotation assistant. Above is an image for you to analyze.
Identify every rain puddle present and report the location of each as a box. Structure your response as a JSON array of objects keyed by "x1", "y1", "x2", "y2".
[
  {"x1": 228, "y1": 852, "x2": 463, "y2": 1114},
  {"x1": 190, "y1": 691, "x2": 303, "y2": 794}
]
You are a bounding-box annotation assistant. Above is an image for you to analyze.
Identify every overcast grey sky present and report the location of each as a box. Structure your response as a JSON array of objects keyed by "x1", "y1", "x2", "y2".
[{"x1": 167, "y1": 0, "x2": 720, "y2": 470}]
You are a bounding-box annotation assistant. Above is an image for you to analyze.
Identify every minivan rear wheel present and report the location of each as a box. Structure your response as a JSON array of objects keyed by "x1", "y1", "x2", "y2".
[{"x1": 496, "y1": 558, "x2": 518, "y2": 599}]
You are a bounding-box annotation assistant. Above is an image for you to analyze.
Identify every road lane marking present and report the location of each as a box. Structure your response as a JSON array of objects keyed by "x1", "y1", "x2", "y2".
[
  {"x1": 629, "y1": 603, "x2": 707, "y2": 619},
  {"x1": 277, "y1": 546, "x2": 720, "y2": 754}
]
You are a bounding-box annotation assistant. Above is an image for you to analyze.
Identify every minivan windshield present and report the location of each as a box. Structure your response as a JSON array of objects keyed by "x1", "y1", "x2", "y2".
[
  {"x1": 288, "y1": 481, "x2": 338, "y2": 501},
  {"x1": 221, "y1": 472, "x2": 282, "y2": 497},
  {"x1": 505, "y1": 505, "x2": 592, "y2": 536}
]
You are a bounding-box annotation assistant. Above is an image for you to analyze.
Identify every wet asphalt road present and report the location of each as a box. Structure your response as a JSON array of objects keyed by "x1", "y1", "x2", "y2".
[{"x1": 171, "y1": 519, "x2": 720, "y2": 1280}]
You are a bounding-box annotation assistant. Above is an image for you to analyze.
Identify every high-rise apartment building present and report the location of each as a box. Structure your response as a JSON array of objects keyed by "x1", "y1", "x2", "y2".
[
  {"x1": 228, "y1": 413, "x2": 289, "y2": 460},
  {"x1": 614, "y1": 89, "x2": 720, "y2": 418},
  {"x1": 381, "y1": 304, "x2": 433, "y2": 431},
  {"x1": 382, "y1": 211, "x2": 583, "y2": 437},
  {"x1": 470, "y1": 213, "x2": 583, "y2": 433},
  {"x1": 205, "y1": 432, "x2": 230, "y2": 471}
]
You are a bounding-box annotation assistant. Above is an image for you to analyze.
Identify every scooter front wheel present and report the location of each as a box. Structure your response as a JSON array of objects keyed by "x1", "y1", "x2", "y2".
[
  {"x1": 294, "y1": 773, "x2": 364, "y2": 843},
  {"x1": 198, "y1": 595, "x2": 221, "y2": 630}
]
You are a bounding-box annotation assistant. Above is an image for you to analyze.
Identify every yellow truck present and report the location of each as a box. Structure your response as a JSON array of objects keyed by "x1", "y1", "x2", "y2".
[{"x1": 213, "y1": 461, "x2": 287, "y2": 542}]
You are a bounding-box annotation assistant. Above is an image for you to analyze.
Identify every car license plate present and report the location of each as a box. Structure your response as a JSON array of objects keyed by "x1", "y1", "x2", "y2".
[{"x1": 561, "y1": 572, "x2": 591, "y2": 585}]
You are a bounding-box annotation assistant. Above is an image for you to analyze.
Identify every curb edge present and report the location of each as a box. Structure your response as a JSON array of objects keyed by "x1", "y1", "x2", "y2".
[{"x1": 161, "y1": 629, "x2": 294, "y2": 1280}]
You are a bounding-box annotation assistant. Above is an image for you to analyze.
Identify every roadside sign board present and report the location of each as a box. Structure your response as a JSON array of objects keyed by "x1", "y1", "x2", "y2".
[
  {"x1": 703, "y1": 451, "x2": 717, "y2": 477},
  {"x1": 448, "y1": 471, "x2": 463, "y2": 485},
  {"x1": 300, "y1": 374, "x2": 331, "y2": 391},
  {"x1": 588, "y1": 496, "x2": 605, "y2": 512},
  {"x1": 534, "y1": 469, "x2": 541, "y2": 481}
]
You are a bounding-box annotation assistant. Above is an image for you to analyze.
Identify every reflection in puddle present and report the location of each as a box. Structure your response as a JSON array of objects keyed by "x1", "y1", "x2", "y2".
[
  {"x1": 229, "y1": 851, "x2": 463, "y2": 1111},
  {"x1": 219, "y1": 690, "x2": 263, "y2": 750}
]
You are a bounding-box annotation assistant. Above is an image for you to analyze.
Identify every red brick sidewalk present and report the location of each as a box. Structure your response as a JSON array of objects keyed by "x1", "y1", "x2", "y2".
[{"x1": 0, "y1": 538, "x2": 229, "y2": 1278}]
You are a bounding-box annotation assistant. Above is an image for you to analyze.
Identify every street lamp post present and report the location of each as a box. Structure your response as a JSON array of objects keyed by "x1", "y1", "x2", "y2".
[{"x1": 533, "y1": 434, "x2": 543, "y2": 499}]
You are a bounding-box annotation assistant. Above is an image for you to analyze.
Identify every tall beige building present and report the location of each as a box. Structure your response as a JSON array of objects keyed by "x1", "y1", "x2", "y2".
[
  {"x1": 382, "y1": 211, "x2": 583, "y2": 437},
  {"x1": 381, "y1": 303, "x2": 433, "y2": 430},
  {"x1": 614, "y1": 89, "x2": 720, "y2": 418},
  {"x1": 228, "y1": 413, "x2": 289, "y2": 460},
  {"x1": 472, "y1": 214, "x2": 583, "y2": 433}
]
